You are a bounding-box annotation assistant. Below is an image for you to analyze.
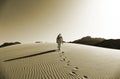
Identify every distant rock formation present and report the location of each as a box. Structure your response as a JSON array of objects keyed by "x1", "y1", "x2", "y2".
[
  {"x1": 70, "y1": 36, "x2": 120, "y2": 50},
  {"x1": 35, "y1": 41, "x2": 41, "y2": 43},
  {"x1": 95, "y1": 39, "x2": 120, "y2": 49},
  {"x1": 0, "y1": 42, "x2": 21, "y2": 48},
  {"x1": 71, "y1": 36, "x2": 105, "y2": 45}
]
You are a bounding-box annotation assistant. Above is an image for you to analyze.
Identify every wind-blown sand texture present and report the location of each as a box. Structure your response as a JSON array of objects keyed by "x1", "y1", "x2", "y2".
[{"x1": 0, "y1": 43, "x2": 120, "y2": 79}]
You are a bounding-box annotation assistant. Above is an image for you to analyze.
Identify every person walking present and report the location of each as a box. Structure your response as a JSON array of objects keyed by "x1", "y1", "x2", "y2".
[{"x1": 56, "y1": 33, "x2": 63, "y2": 50}]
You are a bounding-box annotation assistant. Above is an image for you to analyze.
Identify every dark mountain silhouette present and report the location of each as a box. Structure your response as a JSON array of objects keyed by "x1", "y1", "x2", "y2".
[
  {"x1": 70, "y1": 36, "x2": 120, "y2": 50},
  {"x1": 71, "y1": 36, "x2": 105, "y2": 45},
  {"x1": 0, "y1": 42, "x2": 21, "y2": 48},
  {"x1": 95, "y1": 39, "x2": 120, "y2": 49}
]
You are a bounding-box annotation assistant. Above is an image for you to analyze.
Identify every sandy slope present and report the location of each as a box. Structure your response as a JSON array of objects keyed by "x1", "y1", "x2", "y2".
[{"x1": 0, "y1": 43, "x2": 120, "y2": 79}]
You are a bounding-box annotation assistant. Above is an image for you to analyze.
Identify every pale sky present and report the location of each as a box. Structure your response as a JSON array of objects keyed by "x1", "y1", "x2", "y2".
[{"x1": 0, "y1": 0, "x2": 120, "y2": 44}]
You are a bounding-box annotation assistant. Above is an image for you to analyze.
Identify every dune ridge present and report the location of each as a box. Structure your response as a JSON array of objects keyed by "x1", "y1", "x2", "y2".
[{"x1": 0, "y1": 43, "x2": 120, "y2": 79}]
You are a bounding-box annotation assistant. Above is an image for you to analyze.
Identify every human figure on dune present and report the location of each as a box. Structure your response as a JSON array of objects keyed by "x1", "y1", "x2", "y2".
[{"x1": 56, "y1": 33, "x2": 63, "y2": 50}]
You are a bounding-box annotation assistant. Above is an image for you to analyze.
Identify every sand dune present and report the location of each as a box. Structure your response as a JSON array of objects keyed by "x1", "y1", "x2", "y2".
[{"x1": 0, "y1": 43, "x2": 120, "y2": 79}]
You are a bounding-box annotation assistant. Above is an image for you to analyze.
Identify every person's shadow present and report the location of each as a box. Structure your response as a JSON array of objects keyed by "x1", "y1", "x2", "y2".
[{"x1": 3, "y1": 49, "x2": 57, "y2": 62}]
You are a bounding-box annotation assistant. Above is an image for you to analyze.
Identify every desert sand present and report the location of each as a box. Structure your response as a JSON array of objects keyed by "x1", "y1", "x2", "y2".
[{"x1": 0, "y1": 43, "x2": 120, "y2": 79}]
